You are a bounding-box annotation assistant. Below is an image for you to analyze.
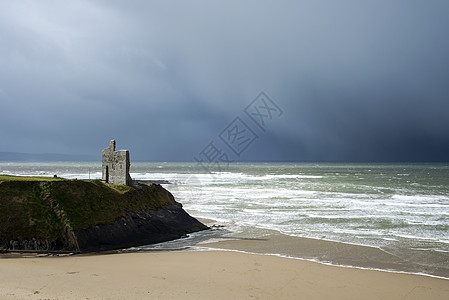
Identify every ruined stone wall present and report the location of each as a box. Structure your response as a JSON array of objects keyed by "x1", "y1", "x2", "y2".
[{"x1": 102, "y1": 140, "x2": 132, "y2": 185}]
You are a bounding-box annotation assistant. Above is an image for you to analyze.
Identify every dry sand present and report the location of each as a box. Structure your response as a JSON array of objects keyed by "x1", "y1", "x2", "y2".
[{"x1": 1, "y1": 250, "x2": 448, "y2": 300}]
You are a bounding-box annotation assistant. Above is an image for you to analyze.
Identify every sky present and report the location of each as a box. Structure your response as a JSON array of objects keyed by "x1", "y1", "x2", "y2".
[{"x1": 1, "y1": 0, "x2": 448, "y2": 162}]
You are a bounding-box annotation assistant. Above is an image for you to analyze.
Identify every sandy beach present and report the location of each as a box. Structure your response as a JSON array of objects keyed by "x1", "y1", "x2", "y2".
[{"x1": 1, "y1": 250, "x2": 448, "y2": 300}]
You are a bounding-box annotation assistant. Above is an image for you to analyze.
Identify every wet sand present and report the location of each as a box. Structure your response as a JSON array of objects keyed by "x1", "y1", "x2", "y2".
[
  {"x1": 201, "y1": 233, "x2": 449, "y2": 279},
  {"x1": 1, "y1": 250, "x2": 448, "y2": 300}
]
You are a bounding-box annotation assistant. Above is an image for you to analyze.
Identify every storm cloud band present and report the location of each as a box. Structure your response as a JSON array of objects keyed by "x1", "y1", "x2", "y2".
[{"x1": 1, "y1": 1, "x2": 448, "y2": 162}]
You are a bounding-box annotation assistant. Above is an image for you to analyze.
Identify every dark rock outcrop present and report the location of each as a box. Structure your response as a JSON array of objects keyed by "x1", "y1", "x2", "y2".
[{"x1": 75, "y1": 204, "x2": 208, "y2": 252}]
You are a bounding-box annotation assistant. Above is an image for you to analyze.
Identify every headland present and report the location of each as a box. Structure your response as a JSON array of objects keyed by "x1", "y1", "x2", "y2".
[{"x1": 0, "y1": 175, "x2": 207, "y2": 252}]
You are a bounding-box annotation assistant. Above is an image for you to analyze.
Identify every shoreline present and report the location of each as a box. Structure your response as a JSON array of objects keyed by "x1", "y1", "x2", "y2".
[
  {"x1": 194, "y1": 247, "x2": 449, "y2": 281},
  {"x1": 185, "y1": 217, "x2": 449, "y2": 279},
  {"x1": 1, "y1": 250, "x2": 448, "y2": 300},
  {"x1": 110, "y1": 215, "x2": 449, "y2": 280},
  {"x1": 198, "y1": 233, "x2": 449, "y2": 280}
]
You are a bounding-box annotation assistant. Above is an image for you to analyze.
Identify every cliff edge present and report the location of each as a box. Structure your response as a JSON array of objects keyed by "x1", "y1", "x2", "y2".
[{"x1": 0, "y1": 175, "x2": 208, "y2": 252}]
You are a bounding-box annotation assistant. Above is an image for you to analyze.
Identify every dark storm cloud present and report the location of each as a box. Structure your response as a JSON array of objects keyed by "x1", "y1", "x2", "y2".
[{"x1": 0, "y1": 1, "x2": 448, "y2": 161}]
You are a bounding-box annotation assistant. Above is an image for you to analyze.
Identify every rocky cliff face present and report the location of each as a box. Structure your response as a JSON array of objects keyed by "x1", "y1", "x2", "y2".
[
  {"x1": 75, "y1": 204, "x2": 207, "y2": 252},
  {"x1": 0, "y1": 176, "x2": 208, "y2": 252}
]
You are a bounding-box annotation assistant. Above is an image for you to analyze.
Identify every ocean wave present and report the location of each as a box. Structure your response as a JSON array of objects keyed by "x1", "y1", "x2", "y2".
[{"x1": 391, "y1": 194, "x2": 449, "y2": 202}]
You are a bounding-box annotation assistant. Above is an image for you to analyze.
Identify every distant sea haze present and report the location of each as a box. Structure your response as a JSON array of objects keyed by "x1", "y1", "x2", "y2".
[
  {"x1": 1, "y1": 161, "x2": 448, "y2": 278},
  {"x1": 0, "y1": 152, "x2": 97, "y2": 162}
]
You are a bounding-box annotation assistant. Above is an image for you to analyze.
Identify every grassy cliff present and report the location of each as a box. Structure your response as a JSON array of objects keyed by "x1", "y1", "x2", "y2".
[{"x1": 0, "y1": 175, "x2": 186, "y2": 251}]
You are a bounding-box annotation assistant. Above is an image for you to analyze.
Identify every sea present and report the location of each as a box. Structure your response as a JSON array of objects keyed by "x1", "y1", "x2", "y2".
[{"x1": 1, "y1": 162, "x2": 448, "y2": 278}]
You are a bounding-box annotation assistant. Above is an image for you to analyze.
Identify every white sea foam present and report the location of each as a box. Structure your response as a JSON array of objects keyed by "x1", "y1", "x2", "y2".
[{"x1": 391, "y1": 194, "x2": 449, "y2": 202}]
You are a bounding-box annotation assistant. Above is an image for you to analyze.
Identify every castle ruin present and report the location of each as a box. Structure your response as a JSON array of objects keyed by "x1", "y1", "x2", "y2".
[{"x1": 102, "y1": 140, "x2": 132, "y2": 186}]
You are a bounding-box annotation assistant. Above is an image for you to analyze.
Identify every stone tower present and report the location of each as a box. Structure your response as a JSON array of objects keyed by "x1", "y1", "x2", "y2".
[{"x1": 102, "y1": 140, "x2": 132, "y2": 185}]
